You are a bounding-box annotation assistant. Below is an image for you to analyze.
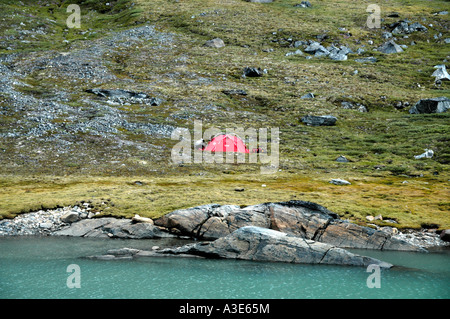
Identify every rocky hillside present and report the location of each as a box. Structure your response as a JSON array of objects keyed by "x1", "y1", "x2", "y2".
[{"x1": 0, "y1": 0, "x2": 449, "y2": 229}]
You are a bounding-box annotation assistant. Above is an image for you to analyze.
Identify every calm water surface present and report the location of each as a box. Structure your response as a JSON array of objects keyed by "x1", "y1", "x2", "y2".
[{"x1": 0, "y1": 236, "x2": 449, "y2": 299}]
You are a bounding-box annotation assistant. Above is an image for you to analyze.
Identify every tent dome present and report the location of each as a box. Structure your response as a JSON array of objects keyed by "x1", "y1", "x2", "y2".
[{"x1": 202, "y1": 134, "x2": 250, "y2": 153}]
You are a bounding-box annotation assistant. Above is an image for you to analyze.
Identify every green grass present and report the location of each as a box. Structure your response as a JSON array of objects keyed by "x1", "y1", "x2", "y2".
[{"x1": 0, "y1": 172, "x2": 448, "y2": 229}]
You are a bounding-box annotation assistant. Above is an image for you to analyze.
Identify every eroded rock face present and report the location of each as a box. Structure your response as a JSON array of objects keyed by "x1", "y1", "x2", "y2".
[
  {"x1": 154, "y1": 201, "x2": 426, "y2": 251},
  {"x1": 53, "y1": 217, "x2": 170, "y2": 239},
  {"x1": 149, "y1": 226, "x2": 393, "y2": 268}
]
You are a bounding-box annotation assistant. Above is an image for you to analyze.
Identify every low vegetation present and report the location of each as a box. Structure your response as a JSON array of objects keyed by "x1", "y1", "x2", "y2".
[{"x1": 0, "y1": 0, "x2": 448, "y2": 230}]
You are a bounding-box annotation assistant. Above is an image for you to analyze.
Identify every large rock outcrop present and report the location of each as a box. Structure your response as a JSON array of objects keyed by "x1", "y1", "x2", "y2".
[
  {"x1": 126, "y1": 226, "x2": 393, "y2": 268},
  {"x1": 54, "y1": 217, "x2": 171, "y2": 239},
  {"x1": 154, "y1": 201, "x2": 426, "y2": 251}
]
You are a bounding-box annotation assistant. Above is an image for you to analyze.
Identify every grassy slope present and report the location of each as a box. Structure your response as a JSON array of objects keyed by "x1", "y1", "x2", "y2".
[{"x1": 0, "y1": 0, "x2": 448, "y2": 229}]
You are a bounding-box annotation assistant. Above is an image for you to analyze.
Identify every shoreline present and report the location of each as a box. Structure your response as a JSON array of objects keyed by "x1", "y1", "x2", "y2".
[{"x1": 1, "y1": 205, "x2": 449, "y2": 249}]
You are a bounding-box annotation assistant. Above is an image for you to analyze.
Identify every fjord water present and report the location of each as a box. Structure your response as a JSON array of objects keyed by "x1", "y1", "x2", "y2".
[{"x1": 0, "y1": 236, "x2": 449, "y2": 299}]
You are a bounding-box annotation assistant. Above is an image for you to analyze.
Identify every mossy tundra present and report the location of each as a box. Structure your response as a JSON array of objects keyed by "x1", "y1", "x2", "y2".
[{"x1": 0, "y1": 0, "x2": 448, "y2": 230}]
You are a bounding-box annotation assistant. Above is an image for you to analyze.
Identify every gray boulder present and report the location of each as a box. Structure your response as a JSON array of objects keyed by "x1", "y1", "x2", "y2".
[
  {"x1": 301, "y1": 115, "x2": 337, "y2": 126},
  {"x1": 304, "y1": 42, "x2": 329, "y2": 57},
  {"x1": 294, "y1": 1, "x2": 312, "y2": 8},
  {"x1": 60, "y1": 211, "x2": 80, "y2": 223},
  {"x1": 409, "y1": 97, "x2": 450, "y2": 114},
  {"x1": 300, "y1": 92, "x2": 314, "y2": 99},
  {"x1": 243, "y1": 67, "x2": 264, "y2": 77},
  {"x1": 329, "y1": 178, "x2": 351, "y2": 185},
  {"x1": 327, "y1": 45, "x2": 351, "y2": 61},
  {"x1": 336, "y1": 155, "x2": 349, "y2": 163},
  {"x1": 432, "y1": 65, "x2": 450, "y2": 82},
  {"x1": 153, "y1": 226, "x2": 393, "y2": 268},
  {"x1": 391, "y1": 20, "x2": 427, "y2": 34},
  {"x1": 378, "y1": 40, "x2": 403, "y2": 54},
  {"x1": 204, "y1": 38, "x2": 225, "y2": 48}
]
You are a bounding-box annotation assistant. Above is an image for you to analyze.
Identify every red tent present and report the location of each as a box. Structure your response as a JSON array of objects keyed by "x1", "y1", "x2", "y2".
[{"x1": 202, "y1": 134, "x2": 250, "y2": 153}]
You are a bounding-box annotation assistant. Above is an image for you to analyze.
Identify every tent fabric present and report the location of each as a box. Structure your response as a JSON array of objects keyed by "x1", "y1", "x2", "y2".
[{"x1": 202, "y1": 134, "x2": 250, "y2": 153}]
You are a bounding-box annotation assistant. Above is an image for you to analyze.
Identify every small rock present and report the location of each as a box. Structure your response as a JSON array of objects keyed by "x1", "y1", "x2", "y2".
[
  {"x1": 414, "y1": 149, "x2": 434, "y2": 160},
  {"x1": 285, "y1": 49, "x2": 304, "y2": 57},
  {"x1": 336, "y1": 155, "x2": 349, "y2": 163},
  {"x1": 355, "y1": 57, "x2": 377, "y2": 63},
  {"x1": 374, "y1": 214, "x2": 383, "y2": 221},
  {"x1": 301, "y1": 115, "x2": 337, "y2": 126},
  {"x1": 431, "y1": 65, "x2": 450, "y2": 82},
  {"x1": 39, "y1": 222, "x2": 53, "y2": 229},
  {"x1": 380, "y1": 226, "x2": 398, "y2": 235},
  {"x1": 329, "y1": 179, "x2": 351, "y2": 186},
  {"x1": 222, "y1": 89, "x2": 247, "y2": 96},
  {"x1": 294, "y1": 1, "x2": 312, "y2": 8},
  {"x1": 382, "y1": 32, "x2": 393, "y2": 39},
  {"x1": 60, "y1": 211, "x2": 80, "y2": 223},
  {"x1": 132, "y1": 214, "x2": 154, "y2": 224},
  {"x1": 204, "y1": 38, "x2": 225, "y2": 48},
  {"x1": 243, "y1": 67, "x2": 264, "y2": 77},
  {"x1": 366, "y1": 215, "x2": 375, "y2": 222},
  {"x1": 300, "y1": 92, "x2": 315, "y2": 99},
  {"x1": 304, "y1": 42, "x2": 329, "y2": 56},
  {"x1": 377, "y1": 40, "x2": 404, "y2": 54}
]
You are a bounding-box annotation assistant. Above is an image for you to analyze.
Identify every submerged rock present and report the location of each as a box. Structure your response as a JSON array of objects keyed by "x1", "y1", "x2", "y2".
[{"x1": 148, "y1": 226, "x2": 393, "y2": 268}]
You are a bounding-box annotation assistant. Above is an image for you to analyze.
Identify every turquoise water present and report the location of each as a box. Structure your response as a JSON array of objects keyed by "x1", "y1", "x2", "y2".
[{"x1": 0, "y1": 236, "x2": 449, "y2": 299}]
